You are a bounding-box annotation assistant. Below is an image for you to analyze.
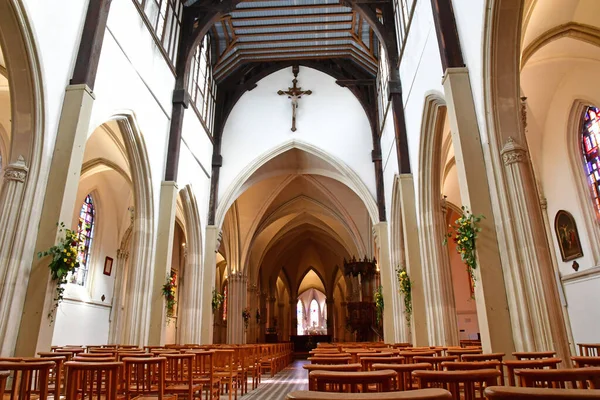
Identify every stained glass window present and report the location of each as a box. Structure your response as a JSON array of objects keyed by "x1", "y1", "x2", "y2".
[
  {"x1": 581, "y1": 106, "x2": 600, "y2": 219},
  {"x1": 296, "y1": 300, "x2": 304, "y2": 335},
  {"x1": 70, "y1": 194, "x2": 95, "y2": 286},
  {"x1": 310, "y1": 299, "x2": 319, "y2": 328},
  {"x1": 222, "y1": 283, "x2": 228, "y2": 322}
]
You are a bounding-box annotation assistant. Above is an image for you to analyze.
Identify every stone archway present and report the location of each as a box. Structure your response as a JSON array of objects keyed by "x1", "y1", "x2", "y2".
[{"x1": 0, "y1": 0, "x2": 45, "y2": 357}]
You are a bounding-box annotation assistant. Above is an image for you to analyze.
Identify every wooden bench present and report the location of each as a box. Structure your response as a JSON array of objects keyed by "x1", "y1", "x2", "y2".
[
  {"x1": 286, "y1": 388, "x2": 453, "y2": 400},
  {"x1": 513, "y1": 351, "x2": 556, "y2": 360},
  {"x1": 310, "y1": 369, "x2": 396, "y2": 393},
  {"x1": 578, "y1": 344, "x2": 600, "y2": 357},
  {"x1": 309, "y1": 357, "x2": 352, "y2": 365},
  {"x1": 485, "y1": 385, "x2": 600, "y2": 399},
  {"x1": 304, "y1": 364, "x2": 363, "y2": 390},
  {"x1": 573, "y1": 357, "x2": 600, "y2": 367}
]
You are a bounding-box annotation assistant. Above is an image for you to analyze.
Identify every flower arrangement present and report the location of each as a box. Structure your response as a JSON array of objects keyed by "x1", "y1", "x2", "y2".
[
  {"x1": 162, "y1": 270, "x2": 177, "y2": 321},
  {"x1": 38, "y1": 222, "x2": 81, "y2": 322},
  {"x1": 445, "y1": 206, "x2": 484, "y2": 287},
  {"x1": 242, "y1": 307, "x2": 251, "y2": 330},
  {"x1": 373, "y1": 285, "x2": 384, "y2": 325},
  {"x1": 395, "y1": 266, "x2": 412, "y2": 325},
  {"x1": 211, "y1": 289, "x2": 223, "y2": 313},
  {"x1": 255, "y1": 309, "x2": 261, "y2": 324}
]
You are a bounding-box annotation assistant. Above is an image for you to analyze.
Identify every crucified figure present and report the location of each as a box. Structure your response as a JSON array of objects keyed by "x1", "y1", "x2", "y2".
[{"x1": 277, "y1": 67, "x2": 312, "y2": 132}]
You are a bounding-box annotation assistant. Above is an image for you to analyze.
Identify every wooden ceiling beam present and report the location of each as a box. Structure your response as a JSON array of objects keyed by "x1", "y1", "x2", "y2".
[
  {"x1": 230, "y1": 12, "x2": 352, "y2": 23},
  {"x1": 231, "y1": 4, "x2": 349, "y2": 13},
  {"x1": 231, "y1": 20, "x2": 351, "y2": 29},
  {"x1": 235, "y1": 28, "x2": 351, "y2": 38}
]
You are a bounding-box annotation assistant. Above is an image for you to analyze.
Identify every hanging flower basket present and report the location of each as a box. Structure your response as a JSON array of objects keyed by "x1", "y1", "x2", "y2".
[
  {"x1": 445, "y1": 206, "x2": 484, "y2": 289},
  {"x1": 242, "y1": 307, "x2": 251, "y2": 330},
  {"x1": 373, "y1": 286, "x2": 384, "y2": 325},
  {"x1": 395, "y1": 266, "x2": 412, "y2": 326},
  {"x1": 211, "y1": 289, "x2": 223, "y2": 313},
  {"x1": 162, "y1": 270, "x2": 177, "y2": 322},
  {"x1": 38, "y1": 222, "x2": 81, "y2": 322}
]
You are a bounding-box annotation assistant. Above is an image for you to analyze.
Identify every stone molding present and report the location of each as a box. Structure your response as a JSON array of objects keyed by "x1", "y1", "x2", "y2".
[
  {"x1": 3, "y1": 156, "x2": 29, "y2": 182},
  {"x1": 501, "y1": 137, "x2": 528, "y2": 165}
]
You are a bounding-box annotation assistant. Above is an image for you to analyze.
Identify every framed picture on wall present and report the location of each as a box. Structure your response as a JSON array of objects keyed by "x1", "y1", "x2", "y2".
[
  {"x1": 103, "y1": 256, "x2": 113, "y2": 276},
  {"x1": 554, "y1": 210, "x2": 584, "y2": 262}
]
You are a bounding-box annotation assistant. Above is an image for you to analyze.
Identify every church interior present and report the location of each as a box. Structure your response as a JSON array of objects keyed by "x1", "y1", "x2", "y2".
[{"x1": 2, "y1": 0, "x2": 600, "y2": 398}]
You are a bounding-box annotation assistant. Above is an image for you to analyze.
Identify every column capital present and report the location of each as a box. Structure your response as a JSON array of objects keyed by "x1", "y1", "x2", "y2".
[
  {"x1": 501, "y1": 137, "x2": 528, "y2": 166},
  {"x1": 3, "y1": 156, "x2": 29, "y2": 182}
]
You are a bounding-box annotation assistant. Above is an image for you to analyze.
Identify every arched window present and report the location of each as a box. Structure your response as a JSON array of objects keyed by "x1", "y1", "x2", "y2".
[
  {"x1": 581, "y1": 106, "x2": 600, "y2": 219},
  {"x1": 296, "y1": 300, "x2": 304, "y2": 335},
  {"x1": 222, "y1": 282, "x2": 228, "y2": 322},
  {"x1": 71, "y1": 194, "x2": 95, "y2": 286},
  {"x1": 310, "y1": 299, "x2": 319, "y2": 328}
]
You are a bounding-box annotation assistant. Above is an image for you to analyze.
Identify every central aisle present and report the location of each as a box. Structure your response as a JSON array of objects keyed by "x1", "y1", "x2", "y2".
[{"x1": 240, "y1": 360, "x2": 309, "y2": 400}]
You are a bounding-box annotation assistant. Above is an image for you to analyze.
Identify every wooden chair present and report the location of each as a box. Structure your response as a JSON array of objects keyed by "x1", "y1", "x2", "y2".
[
  {"x1": 413, "y1": 369, "x2": 501, "y2": 400},
  {"x1": 123, "y1": 357, "x2": 176, "y2": 400},
  {"x1": 485, "y1": 386, "x2": 600, "y2": 399},
  {"x1": 461, "y1": 353, "x2": 504, "y2": 363},
  {"x1": 186, "y1": 350, "x2": 220, "y2": 400},
  {"x1": 310, "y1": 369, "x2": 396, "y2": 393},
  {"x1": 304, "y1": 364, "x2": 363, "y2": 390},
  {"x1": 55, "y1": 347, "x2": 85, "y2": 357},
  {"x1": 398, "y1": 352, "x2": 437, "y2": 364},
  {"x1": 65, "y1": 361, "x2": 122, "y2": 400},
  {"x1": 24, "y1": 355, "x2": 66, "y2": 399},
  {"x1": 579, "y1": 344, "x2": 600, "y2": 357},
  {"x1": 164, "y1": 353, "x2": 202, "y2": 400},
  {"x1": 309, "y1": 356, "x2": 352, "y2": 365},
  {"x1": 287, "y1": 389, "x2": 453, "y2": 400},
  {"x1": 413, "y1": 357, "x2": 458, "y2": 371},
  {"x1": 0, "y1": 371, "x2": 8, "y2": 399},
  {"x1": 0, "y1": 361, "x2": 53, "y2": 400},
  {"x1": 373, "y1": 363, "x2": 432, "y2": 391},
  {"x1": 76, "y1": 352, "x2": 115, "y2": 359},
  {"x1": 361, "y1": 357, "x2": 405, "y2": 371},
  {"x1": 72, "y1": 356, "x2": 116, "y2": 362},
  {"x1": 442, "y1": 361, "x2": 504, "y2": 385},
  {"x1": 513, "y1": 351, "x2": 556, "y2": 360},
  {"x1": 573, "y1": 357, "x2": 600, "y2": 368},
  {"x1": 504, "y1": 357, "x2": 562, "y2": 386},
  {"x1": 213, "y1": 350, "x2": 237, "y2": 400},
  {"x1": 516, "y1": 367, "x2": 600, "y2": 389},
  {"x1": 446, "y1": 349, "x2": 482, "y2": 358}
]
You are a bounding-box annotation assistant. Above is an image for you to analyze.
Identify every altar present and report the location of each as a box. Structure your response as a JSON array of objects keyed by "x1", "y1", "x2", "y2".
[{"x1": 290, "y1": 334, "x2": 331, "y2": 352}]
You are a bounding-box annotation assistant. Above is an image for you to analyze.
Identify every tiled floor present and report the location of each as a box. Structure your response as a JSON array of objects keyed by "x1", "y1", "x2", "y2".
[{"x1": 234, "y1": 360, "x2": 308, "y2": 400}]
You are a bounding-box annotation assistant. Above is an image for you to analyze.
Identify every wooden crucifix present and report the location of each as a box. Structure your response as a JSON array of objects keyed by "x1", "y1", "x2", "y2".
[{"x1": 277, "y1": 65, "x2": 312, "y2": 132}]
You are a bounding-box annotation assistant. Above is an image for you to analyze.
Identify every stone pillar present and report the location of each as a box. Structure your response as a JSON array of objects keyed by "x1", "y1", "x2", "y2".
[
  {"x1": 108, "y1": 248, "x2": 129, "y2": 344},
  {"x1": 396, "y1": 175, "x2": 429, "y2": 346},
  {"x1": 267, "y1": 296, "x2": 276, "y2": 333},
  {"x1": 247, "y1": 283, "x2": 258, "y2": 343},
  {"x1": 326, "y1": 300, "x2": 334, "y2": 336},
  {"x1": 200, "y1": 226, "x2": 221, "y2": 344},
  {"x1": 0, "y1": 158, "x2": 30, "y2": 356},
  {"x1": 289, "y1": 299, "x2": 296, "y2": 339},
  {"x1": 372, "y1": 222, "x2": 396, "y2": 342},
  {"x1": 422, "y1": 196, "x2": 459, "y2": 346},
  {"x1": 15, "y1": 85, "x2": 95, "y2": 356},
  {"x1": 442, "y1": 68, "x2": 515, "y2": 355},
  {"x1": 148, "y1": 182, "x2": 178, "y2": 346},
  {"x1": 278, "y1": 302, "x2": 285, "y2": 340},
  {"x1": 227, "y1": 272, "x2": 246, "y2": 344},
  {"x1": 499, "y1": 137, "x2": 571, "y2": 360}
]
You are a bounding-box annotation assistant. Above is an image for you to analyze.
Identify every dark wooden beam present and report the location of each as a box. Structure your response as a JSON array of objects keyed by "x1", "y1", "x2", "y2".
[
  {"x1": 336, "y1": 79, "x2": 375, "y2": 86},
  {"x1": 430, "y1": 0, "x2": 465, "y2": 70},
  {"x1": 70, "y1": 0, "x2": 112, "y2": 90}
]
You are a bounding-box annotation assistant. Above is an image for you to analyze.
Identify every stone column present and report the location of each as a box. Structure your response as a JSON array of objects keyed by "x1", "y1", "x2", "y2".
[
  {"x1": 0, "y1": 158, "x2": 30, "y2": 356},
  {"x1": 326, "y1": 300, "x2": 334, "y2": 337},
  {"x1": 148, "y1": 182, "x2": 178, "y2": 346},
  {"x1": 200, "y1": 226, "x2": 221, "y2": 344},
  {"x1": 372, "y1": 222, "x2": 397, "y2": 342},
  {"x1": 422, "y1": 197, "x2": 460, "y2": 346},
  {"x1": 108, "y1": 248, "x2": 129, "y2": 344},
  {"x1": 15, "y1": 84, "x2": 95, "y2": 356},
  {"x1": 267, "y1": 296, "x2": 276, "y2": 333},
  {"x1": 442, "y1": 68, "x2": 515, "y2": 355},
  {"x1": 247, "y1": 283, "x2": 258, "y2": 343},
  {"x1": 278, "y1": 302, "x2": 285, "y2": 340},
  {"x1": 289, "y1": 299, "x2": 296, "y2": 339},
  {"x1": 227, "y1": 272, "x2": 246, "y2": 344},
  {"x1": 396, "y1": 175, "x2": 429, "y2": 346},
  {"x1": 499, "y1": 137, "x2": 571, "y2": 360}
]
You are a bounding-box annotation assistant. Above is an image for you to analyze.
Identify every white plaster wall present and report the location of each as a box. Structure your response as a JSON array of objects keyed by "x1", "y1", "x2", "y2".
[
  {"x1": 564, "y1": 276, "x2": 600, "y2": 344},
  {"x1": 219, "y1": 67, "x2": 376, "y2": 202},
  {"x1": 53, "y1": 300, "x2": 110, "y2": 346}
]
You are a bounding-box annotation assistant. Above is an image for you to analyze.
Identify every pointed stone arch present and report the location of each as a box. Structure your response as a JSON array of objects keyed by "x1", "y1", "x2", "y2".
[{"x1": 216, "y1": 139, "x2": 379, "y2": 229}]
